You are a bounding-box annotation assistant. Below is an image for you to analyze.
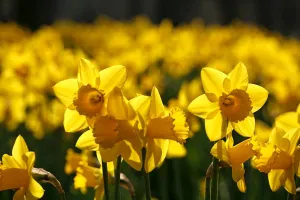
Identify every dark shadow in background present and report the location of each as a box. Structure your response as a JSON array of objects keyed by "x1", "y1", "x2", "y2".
[{"x1": 1, "y1": 0, "x2": 300, "y2": 35}]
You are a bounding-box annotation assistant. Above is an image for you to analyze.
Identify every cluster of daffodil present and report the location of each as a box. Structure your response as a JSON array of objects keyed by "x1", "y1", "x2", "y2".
[
  {"x1": 0, "y1": 17, "x2": 300, "y2": 200},
  {"x1": 53, "y1": 58, "x2": 189, "y2": 199},
  {"x1": 1, "y1": 17, "x2": 300, "y2": 141},
  {"x1": 188, "y1": 63, "x2": 300, "y2": 197}
]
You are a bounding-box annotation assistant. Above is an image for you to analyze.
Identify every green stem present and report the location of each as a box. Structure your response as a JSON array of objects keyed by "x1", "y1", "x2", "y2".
[
  {"x1": 102, "y1": 161, "x2": 110, "y2": 200},
  {"x1": 114, "y1": 156, "x2": 122, "y2": 200},
  {"x1": 205, "y1": 175, "x2": 211, "y2": 200},
  {"x1": 286, "y1": 192, "x2": 295, "y2": 200},
  {"x1": 210, "y1": 158, "x2": 219, "y2": 200},
  {"x1": 142, "y1": 148, "x2": 152, "y2": 200}
]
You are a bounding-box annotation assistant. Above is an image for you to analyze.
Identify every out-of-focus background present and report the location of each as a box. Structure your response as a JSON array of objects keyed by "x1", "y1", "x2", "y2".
[
  {"x1": 0, "y1": 1, "x2": 300, "y2": 200},
  {"x1": 2, "y1": 0, "x2": 300, "y2": 34}
]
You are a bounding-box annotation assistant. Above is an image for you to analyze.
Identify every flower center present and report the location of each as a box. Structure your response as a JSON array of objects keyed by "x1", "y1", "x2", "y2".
[
  {"x1": 73, "y1": 85, "x2": 104, "y2": 117},
  {"x1": 219, "y1": 89, "x2": 252, "y2": 122}
]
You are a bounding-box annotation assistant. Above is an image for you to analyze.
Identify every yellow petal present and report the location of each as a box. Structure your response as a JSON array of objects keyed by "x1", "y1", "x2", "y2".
[
  {"x1": 120, "y1": 140, "x2": 142, "y2": 171},
  {"x1": 28, "y1": 177, "x2": 44, "y2": 198},
  {"x1": 232, "y1": 114, "x2": 255, "y2": 137},
  {"x1": 188, "y1": 94, "x2": 219, "y2": 119},
  {"x1": 25, "y1": 152, "x2": 36, "y2": 172},
  {"x1": 275, "y1": 112, "x2": 299, "y2": 132},
  {"x1": 99, "y1": 145, "x2": 120, "y2": 162},
  {"x1": 283, "y1": 168, "x2": 296, "y2": 194},
  {"x1": 210, "y1": 140, "x2": 230, "y2": 164},
  {"x1": 13, "y1": 189, "x2": 25, "y2": 200},
  {"x1": 2, "y1": 154, "x2": 21, "y2": 168},
  {"x1": 227, "y1": 63, "x2": 248, "y2": 91},
  {"x1": 201, "y1": 67, "x2": 226, "y2": 97},
  {"x1": 76, "y1": 130, "x2": 99, "y2": 151},
  {"x1": 107, "y1": 87, "x2": 128, "y2": 120},
  {"x1": 231, "y1": 164, "x2": 245, "y2": 182},
  {"x1": 149, "y1": 87, "x2": 165, "y2": 119},
  {"x1": 99, "y1": 65, "x2": 127, "y2": 94},
  {"x1": 228, "y1": 139, "x2": 254, "y2": 165},
  {"x1": 269, "y1": 127, "x2": 289, "y2": 151},
  {"x1": 283, "y1": 128, "x2": 300, "y2": 155},
  {"x1": 166, "y1": 140, "x2": 187, "y2": 158},
  {"x1": 64, "y1": 109, "x2": 88, "y2": 132},
  {"x1": 12, "y1": 135, "x2": 29, "y2": 166},
  {"x1": 237, "y1": 177, "x2": 246, "y2": 193},
  {"x1": 53, "y1": 78, "x2": 78, "y2": 107},
  {"x1": 130, "y1": 95, "x2": 151, "y2": 121},
  {"x1": 247, "y1": 84, "x2": 268, "y2": 113},
  {"x1": 78, "y1": 58, "x2": 100, "y2": 87},
  {"x1": 268, "y1": 169, "x2": 286, "y2": 192},
  {"x1": 145, "y1": 138, "x2": 169, "y2": 173},
  {"x1": 205, "y1": 112, "x2": 232, "y2": 141}
]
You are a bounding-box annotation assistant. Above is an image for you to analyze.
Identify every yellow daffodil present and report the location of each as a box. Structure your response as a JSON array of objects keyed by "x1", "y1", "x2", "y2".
[
  {"x1": 253, "y1": 127, "x2": 300, "y2": 194},
  {"x1": 53, "y1": 58, "x2": 127, "y2": 132},
  {"x1": 275, "y1": 103, "x2": 300, "y2": 132},
  {"x1": 188, "y1": 63, "x2": 269, "y2": 141},
  {"x1": 210, "y1": 135, "x2": 256, "y2": 192},
  {"x1": 76, "y1": 87, "x2": 142, "y2": 171},
  {"x1": 130, "y1": 86, "x2": 189, "y2": 172},
  {"x1": 0, "y1": 135, "x2": 44, "y2": 199}
]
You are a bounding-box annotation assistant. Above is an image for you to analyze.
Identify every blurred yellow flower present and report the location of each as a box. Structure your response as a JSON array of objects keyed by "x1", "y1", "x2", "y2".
[
  {"x1": 0, "y1": 135, "x2": 44, "y2": 199},
  {"x1": 188, "y1": 63, "x2": 268, "y2": 141},
  {"x1": 253, "y1": 127, "x2": 300, "y2": 194},
  {"x1": 53, "y1": 58, "x2": 127, "y2": 132}
]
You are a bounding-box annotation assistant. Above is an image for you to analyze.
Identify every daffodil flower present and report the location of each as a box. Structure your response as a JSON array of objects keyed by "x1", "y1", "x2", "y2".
[
  {"x1": 0, "y1": 135, "x2": 44, "y2": 199},
  {"x1": 130, "y1": 86, "x2": 189, "y2": 173},
  {"x1": 53, "y1": 58, "x2": 127, "y2": 132},
  {"x1": 253, "y1": 127, "x2": 300, "y2": 194},
  {"x1": 275, "y1": 103, "x2": 300, "y2": 132},
  {"x1": 210, "y1": 135, "x2": 255, "y2": 192},
  {"x1": 188, "y1": 63, "x2": 269, "y2": 141},
  {"x1": 76, "y1": 87, "x2": 142, "y2": 171}
]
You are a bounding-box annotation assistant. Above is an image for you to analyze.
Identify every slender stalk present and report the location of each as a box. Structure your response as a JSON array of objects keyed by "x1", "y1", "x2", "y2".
[
  {"x1": 102, "y1": 161, "x2": 110, "y2": 200},
  {"x1": 142, "y1": 148, "x2": 152, "y2": 200},
  {"x1": 210, "y1": 157, "x2": 219, "y2": 200},
  {"x1": 286, "y1": 192, "x2": 295, "y2": 200},
  {"x1": 205, "y1": 174, "x2": 211, "y2": 200},
  {"x1": 114, "y1": 156, "x2": 122, "y2": 200}
]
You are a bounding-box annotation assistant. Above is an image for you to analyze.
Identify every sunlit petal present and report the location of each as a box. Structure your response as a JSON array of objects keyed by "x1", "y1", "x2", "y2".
[
  {"x1": 145, "y1": 138, "x2": 169, "y2": 173},
  {"x1": 275, "y1": 112, "x2": 299, "y2": 132},
  {"x1": 232, "y1": 114, "x2": 255, "y2": 137},
  {"x1": 205, "y1": 112, "x2": 232, "y2": 141},
  {"x1": 28, "y1": 178, "x2": 44, "y2": 198},
  {"x1": 120, "y1": 140, "x2": 142, "y2": 171},
  {"x1": 283, "y1": 168, "x2": 296, "y2": 194},
  {"x1": 237, "y1": 177, "x2": 246, "y2": 193},
  {"x1": 188, "y1": 94, "x2": 219, "y2": 119},
  {"x1": 53, "y1": 79, "x2": 78, "y2": 107},
  {"x1": 149, "y1": 87, "x2": 165, "y2": 119},
  {"x1": 2, "y1": 154, "x2": 21, "y2": 168},
  {"x1": 13, "y1": 189, "x2": 25, "y2": 200},
  {"x1": 12, "y1": 135, "x2": 29, "y2": 166},
  {"x1": 107, "y1": 87, "x2": 128, "y2": 120},
  {"x1": 227, "y1": 63, "x2": 248, "y2": 91},
  {"x1": 78, "y1": 58, "x2": 100, "y2": 87},
  {"x1": 247, "y1": 84, "x2": 268, "y2": 113},
  {"x1": 268, "y1": 169, "x2": 286, "y2": 192},
  {"x1": 64, "y1": 109, "x2": 88, "y2": 132},
  {"x1": 201, "y1": 67, "x2": 226, "y2": 97},
  {"x1": 76, "y1": 130, "x2": 99, "y2": 151},
  {"x1": 282, "y1": 128, "x2": 300, "y2": 155},
  {"x1": 166, "y1": 140, "x2": 187, "y2": 158},
  {"x1": 99, "y1": 65, "x2": 127, "y2": 94},
  {"x1": 210, "y1": 140, "x2": 230, "y2": 164}
]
